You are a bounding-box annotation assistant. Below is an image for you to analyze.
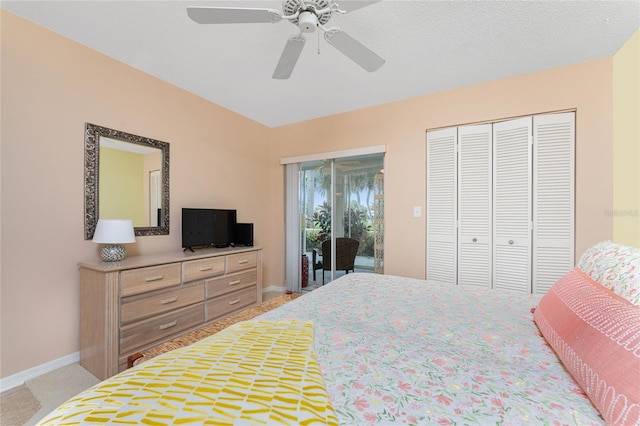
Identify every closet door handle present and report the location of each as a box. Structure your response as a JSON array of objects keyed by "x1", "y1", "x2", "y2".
[
  {"x1": 472, "y1": 238, "x2": 477, "y2": 243},
  {"x1": 508, "y1": 240, "x2": 514, "y2": 245}
]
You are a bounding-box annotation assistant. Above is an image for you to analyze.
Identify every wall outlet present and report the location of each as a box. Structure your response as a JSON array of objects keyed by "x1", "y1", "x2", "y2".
[{"x1": 413, "y1": 206, "x2": 422, "y2": 217}]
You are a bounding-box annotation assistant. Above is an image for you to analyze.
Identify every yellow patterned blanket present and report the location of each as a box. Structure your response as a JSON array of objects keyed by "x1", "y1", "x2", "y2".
[{"x1": 37, "y1": 320, "x2": 338, "y2": 425}]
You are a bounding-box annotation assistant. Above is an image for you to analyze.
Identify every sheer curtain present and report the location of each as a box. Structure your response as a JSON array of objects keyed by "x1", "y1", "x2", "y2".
[{"x1": 284, "y1": 163, "x2": 301, "y2": 293}]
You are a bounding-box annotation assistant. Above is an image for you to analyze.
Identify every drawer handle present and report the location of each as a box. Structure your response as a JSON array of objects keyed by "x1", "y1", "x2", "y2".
[
  {"x1": 229, "y1": 280, "x2": 241, "y2": 286},
  {"x1": 199, "y1": 266, "x2": 214, "y2": 271},
  {"x1": 237, "y1": 259, "x2": 249, "y2": 265},
  {"x1": 159, "y1": 320, "x2": 177, "y2": 330},
  {"x1": 145, "y1": 275, "x2": 165, "y2": 282},
  {"x1": 160, "y1": 296, "x2": 178, "y2": 305},
  {"x1": 229, "y1": 299, "x2": 240, "y2": 305}
]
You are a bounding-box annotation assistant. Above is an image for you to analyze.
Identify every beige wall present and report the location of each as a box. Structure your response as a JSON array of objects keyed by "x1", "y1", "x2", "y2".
[
  {"x1": 613, "y1": 30, "x2": 640, "y2": 246},
  {"x1": 1, "y1": 11, "x2": 272, "y2": 378},
  {"x1": 270, "y1": 58, "x2": 614, "y2": 281},
  {"x1": 1, "y1": 9, "x2": 620, "y2": 381}
]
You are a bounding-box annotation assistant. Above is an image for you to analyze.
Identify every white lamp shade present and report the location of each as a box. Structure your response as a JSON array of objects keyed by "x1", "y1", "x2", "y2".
[{"x1": 92, "y1": 219, "x2": 136, "y2": 244}]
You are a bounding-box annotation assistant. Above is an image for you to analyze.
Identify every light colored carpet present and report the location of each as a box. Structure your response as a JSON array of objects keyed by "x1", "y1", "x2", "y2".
[
  {"x1": 24, "y1": 363, "x2": 100, "y2": 425},
  {"x1": 0, "y1": 363, "x2": 100, "y2": 426},
  {"x1": 1, "y1": 385, "x2": 40, "y2": 426}
]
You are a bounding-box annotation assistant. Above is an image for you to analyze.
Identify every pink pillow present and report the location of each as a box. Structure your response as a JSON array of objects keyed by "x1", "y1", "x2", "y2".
[{"x1": 533, "y1": 267, "x2": 640, "y2": 425}]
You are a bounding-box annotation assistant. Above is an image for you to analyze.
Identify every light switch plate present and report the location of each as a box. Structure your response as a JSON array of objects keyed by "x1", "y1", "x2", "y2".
[{"x1": 413, "y1": 206, "x2": 422, "y2": 217}]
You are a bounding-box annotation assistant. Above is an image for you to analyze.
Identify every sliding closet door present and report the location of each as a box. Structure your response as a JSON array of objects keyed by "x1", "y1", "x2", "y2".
[
  {"x1": 426, "y1": 127, "x2": 457, "y2": 285},
  {"x1": 457, "y1": 124, "x2": 492, "y2": 288},
  {"x1": 493, "y1": 117, "x2": 532, "y2": 293},
  {"x1": 532, "y1": 112, "x2": 575, "y2": 294}
]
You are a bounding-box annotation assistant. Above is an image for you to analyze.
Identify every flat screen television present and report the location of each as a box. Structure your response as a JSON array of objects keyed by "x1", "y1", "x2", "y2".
[{"x1": 182, "y1": 208, "x2": 237, "y2": 250}]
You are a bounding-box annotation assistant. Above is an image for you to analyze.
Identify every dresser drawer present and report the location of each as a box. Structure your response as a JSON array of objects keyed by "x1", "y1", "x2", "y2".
[
  {"x1": 121, "y1": 283, "x2": 204, "y2": 325},
  {"x1": 226, "y1": 251, "x2": 258, "y2": 274},
  {"x1": 206, "y1": 286, "x2": 257, "y2": 322},
  {"x1": 120, "y1": 303, "x2": 204, "y2": 355},
  {"x1": 205, "y1": 270, "x2": 257, "y2": 299},
  {"x1": 120, "y1": 264, "x2": 181, "y2": 297},
  {"x1": 183, "y1": 257, "x2": 225, "y2": 283}
]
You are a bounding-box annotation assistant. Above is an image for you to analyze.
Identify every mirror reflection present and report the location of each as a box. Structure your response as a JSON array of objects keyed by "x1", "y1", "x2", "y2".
[
  {"x1": 99, "y1": 137, "x2": 162, "y2": 227},
  {"x1": 84, "y1": 123, "x2": 170, "y2": 239}
]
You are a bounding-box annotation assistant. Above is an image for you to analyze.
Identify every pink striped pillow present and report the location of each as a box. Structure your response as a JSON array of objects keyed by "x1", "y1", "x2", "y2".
[{"x1": 533, "y1": 267, "x2": 640, "y2": 425}]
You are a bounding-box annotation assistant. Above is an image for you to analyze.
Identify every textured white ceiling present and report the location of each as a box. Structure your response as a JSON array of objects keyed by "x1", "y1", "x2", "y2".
[{"x1": 3, "y1": 0, "x2": 639, "y2": 127}]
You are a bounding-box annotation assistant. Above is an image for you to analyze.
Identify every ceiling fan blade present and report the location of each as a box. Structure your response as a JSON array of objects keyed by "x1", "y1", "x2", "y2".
[
  {"x1": 187, "y1": 7, "x2": 282, "y2": 24},
  {"x1": 335, "y1": 1, "x2": 382, "y2": 13},
  {"x1": 324, "y1": 29, "x2": 385, "y2": 72},
  {"x1": 273, "y1": 35, "x2": 306, "y2": 80}
]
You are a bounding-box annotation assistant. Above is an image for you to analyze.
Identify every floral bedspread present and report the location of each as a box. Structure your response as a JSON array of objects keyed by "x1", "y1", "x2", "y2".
[{"x1": 259, "y1": 273, "x2": 604, "y2": 425}]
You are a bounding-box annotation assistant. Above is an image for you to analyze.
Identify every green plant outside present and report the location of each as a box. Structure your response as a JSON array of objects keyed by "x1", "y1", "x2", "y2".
[{"x1": 307, "y1": 201, "x2": 374, "y2": 257}]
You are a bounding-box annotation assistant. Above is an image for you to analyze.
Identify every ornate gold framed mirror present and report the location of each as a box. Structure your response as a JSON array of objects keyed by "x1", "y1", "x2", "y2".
[{"x1": 84, "y1": 123, "x2": 170, "y2": 239}]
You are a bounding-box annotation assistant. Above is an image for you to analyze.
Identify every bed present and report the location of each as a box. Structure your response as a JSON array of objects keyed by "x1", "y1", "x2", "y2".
[{"x1": 38, "y1": 241, "x2": 639, "y2": 425}]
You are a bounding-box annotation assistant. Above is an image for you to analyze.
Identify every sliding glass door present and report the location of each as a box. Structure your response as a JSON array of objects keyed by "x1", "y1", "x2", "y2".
[{"x1": 299, "y1": 153, "x2": 384, "y2": 289}]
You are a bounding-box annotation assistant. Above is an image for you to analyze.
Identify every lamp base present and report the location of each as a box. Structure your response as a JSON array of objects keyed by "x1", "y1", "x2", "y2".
[{"x1": 101, "y1": 244, "x2": 126, "y2": 262}]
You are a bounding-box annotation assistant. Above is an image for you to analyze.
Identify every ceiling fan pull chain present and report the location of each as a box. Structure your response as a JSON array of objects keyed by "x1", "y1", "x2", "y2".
[{"x1": 317, "y1": 29, "x2": 321, "y2": 54}]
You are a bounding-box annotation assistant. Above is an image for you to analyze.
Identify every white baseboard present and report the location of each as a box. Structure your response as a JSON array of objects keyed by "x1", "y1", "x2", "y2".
[
  {"x1": 262, "y1": 285, "x2": 285, "y2": 294},
  {"x1": 0, "y1": 352, "x2": 79, "y2": 392}
]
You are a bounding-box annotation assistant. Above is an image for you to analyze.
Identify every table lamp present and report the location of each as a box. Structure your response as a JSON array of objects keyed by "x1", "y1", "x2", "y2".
[{"x1": 92, "y1": 219, "x2": 136, "y2": 262}]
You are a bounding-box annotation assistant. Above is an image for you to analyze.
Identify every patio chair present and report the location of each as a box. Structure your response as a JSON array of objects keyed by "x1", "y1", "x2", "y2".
[{"x1": 312, "y1": 237, "x2": 360, "y2": 284}]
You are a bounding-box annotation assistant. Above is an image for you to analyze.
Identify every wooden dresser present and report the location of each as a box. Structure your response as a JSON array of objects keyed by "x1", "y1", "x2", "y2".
[{"x1": 79, "y1": 247, "x2": 262, "y2": 380}]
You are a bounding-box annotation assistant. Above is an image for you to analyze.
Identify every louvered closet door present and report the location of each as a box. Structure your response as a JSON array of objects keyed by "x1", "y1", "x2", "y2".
[
  {"x1": 493, "y1": 117, "x2": 532, "y2": 292},
  {"x1": 458, "y1": 124, "x2": 492, "y2": 288},
  {"x1": 426, "y1": 128, "x2": 457, "y2": 285},
  {"x1": 533, "y1": 112, "x2": 575, "y2": 294}
]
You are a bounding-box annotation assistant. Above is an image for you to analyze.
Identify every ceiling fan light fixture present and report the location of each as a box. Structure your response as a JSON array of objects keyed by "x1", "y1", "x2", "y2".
[
  {"x1": 298, "y1": 11, "x2": 318, "y2": 33},
  {"x1": 186, "y1": 0, "x2": 385, "y2": 79}
]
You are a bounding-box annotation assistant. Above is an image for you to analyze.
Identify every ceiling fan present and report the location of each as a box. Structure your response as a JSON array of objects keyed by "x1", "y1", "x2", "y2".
[{"x1": 187, "y1": 0, "x2": 385, "y2": 79}]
